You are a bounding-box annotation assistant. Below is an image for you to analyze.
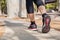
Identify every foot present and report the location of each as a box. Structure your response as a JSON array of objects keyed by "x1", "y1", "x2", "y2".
[
  {"x1": 28, "y1": 24, "x2": 37, "y2": 31},
  {"x1": 42, "y1": 15, "x2": 51, "y2": 33}
]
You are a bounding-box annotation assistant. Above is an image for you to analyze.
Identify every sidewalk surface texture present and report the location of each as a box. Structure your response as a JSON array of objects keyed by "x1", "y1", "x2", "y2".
[{"x1": 0, "y1": 15, "x2": 60, "y2": 40}]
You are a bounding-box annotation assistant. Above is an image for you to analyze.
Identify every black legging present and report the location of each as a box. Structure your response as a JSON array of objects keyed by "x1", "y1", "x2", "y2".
[{"x1": 26, "y1": 0, "x2": 44, "y2": 13}]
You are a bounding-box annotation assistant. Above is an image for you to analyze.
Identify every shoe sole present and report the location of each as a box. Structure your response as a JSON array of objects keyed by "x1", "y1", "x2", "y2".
[
  {"x1": 28, "y1": 28, "x2": 38, "y2": 31},
  {"x1": 42, "y1": 16, "x2": 51, "y2": 33}
]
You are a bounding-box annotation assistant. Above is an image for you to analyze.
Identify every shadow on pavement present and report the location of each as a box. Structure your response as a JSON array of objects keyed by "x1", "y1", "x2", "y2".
[{"x1": 4, "y1": 21, "x2": 39, "y2": 40}]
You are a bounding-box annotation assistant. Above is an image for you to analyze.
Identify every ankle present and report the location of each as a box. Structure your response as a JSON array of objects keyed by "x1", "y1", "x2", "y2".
[
  {"x1": 31, "y1": 21, "x2": 36, "y2": 25},
  {"x1": 42, "y1": 13, "x2": 48, "y2": 17}
]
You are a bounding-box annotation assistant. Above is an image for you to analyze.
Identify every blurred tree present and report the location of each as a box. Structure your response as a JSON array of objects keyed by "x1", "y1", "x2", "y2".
[
  {"x1": 33, "y1": 3, "x2": 37, "y2": 12},
  {"x1": 0, "y1": 0, "x2": 1, "y2": 10},
  {"x1": 1, "y1": 0, "x2": 7, "y2": 14},
  {"x1": 45, "y1": 0, "x2": 58, "y2": 11}
]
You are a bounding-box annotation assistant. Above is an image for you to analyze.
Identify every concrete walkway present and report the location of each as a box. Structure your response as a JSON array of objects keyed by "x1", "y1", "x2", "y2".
[{"x1": 0, "y1": 18, "x2": 60, "y2": 40}]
